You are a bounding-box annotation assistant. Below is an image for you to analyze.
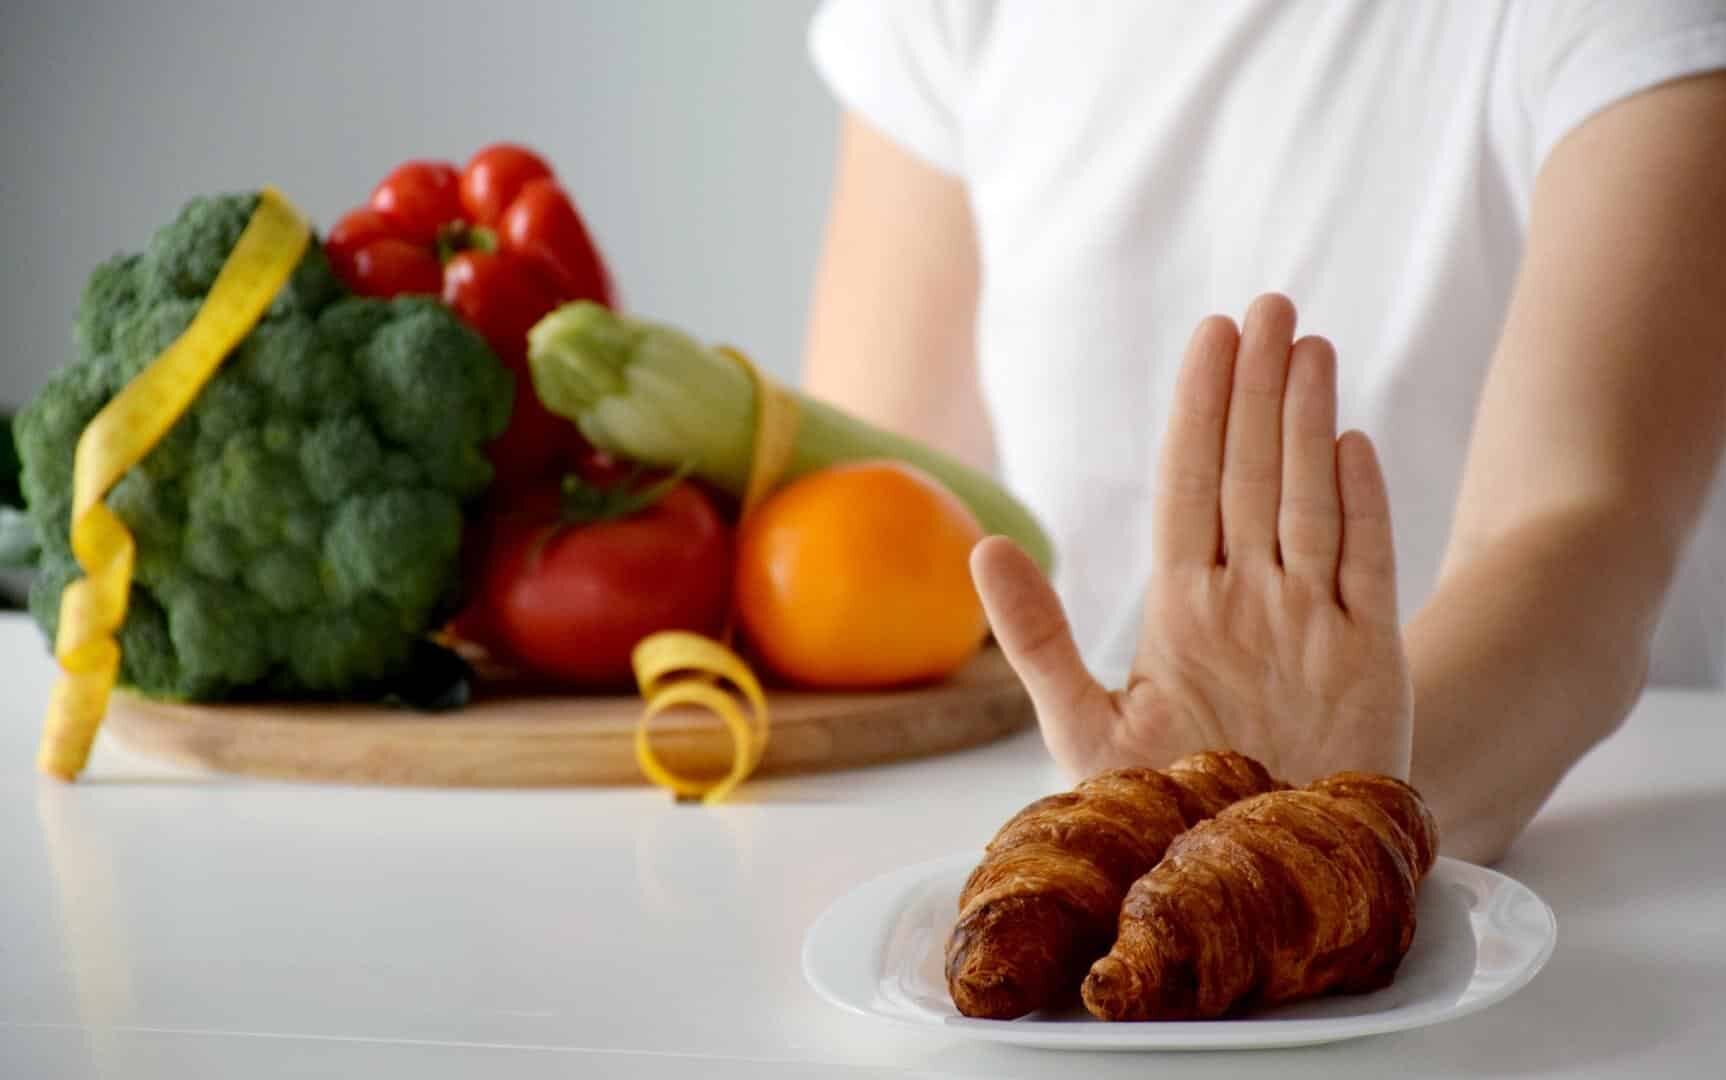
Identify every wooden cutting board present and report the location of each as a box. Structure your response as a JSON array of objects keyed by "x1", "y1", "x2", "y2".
[{"x1": 102, "y1": 648, "x2": 1034, "y2": 787}]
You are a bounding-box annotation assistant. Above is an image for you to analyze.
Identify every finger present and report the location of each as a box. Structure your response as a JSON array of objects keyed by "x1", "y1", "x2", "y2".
[
  {"x1": 971, "y1": 536, "x2": 1106, "y2": 721},
  {"x1": 1277, "y1": 335, "x2": 1342, "y2": 587},
  {"x1": 1221, "y1": 293, "x2": 1297, "y2": 564},
  {"x1": 1336, "y1": 430, "x2": 1399, "y2": 624},
  {"x1": 1154, "y1": 315, "x2": 1239, "y2": 568}
]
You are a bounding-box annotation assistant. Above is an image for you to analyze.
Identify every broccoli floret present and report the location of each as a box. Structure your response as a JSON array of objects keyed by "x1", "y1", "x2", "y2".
[
  {"x1": 234, "y1": 315, "x2": 356, "y2": 413},
  {"x1": 15, "y1": 192, "x2": 512, "y2": 701},
  {"x1": 139, "y1": 192, "x2": 343, "y2": 317},
  {"x1": 323, "y1": 489, "x2": 464, "y2": 616},
  {"x1": 357, "y1": 299, "x2": 508, "y2": 500},
  {"x1": 73, "y1": 254, "x2": 143, "y2": 361}
]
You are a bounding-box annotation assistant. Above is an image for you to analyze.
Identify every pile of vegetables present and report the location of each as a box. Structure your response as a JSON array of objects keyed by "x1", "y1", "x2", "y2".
[
  {"x1": 13, "y1": 142, "x2": 1053, "y2": 787},
  {"x1": 521, "y1": 303, "x2": 1055, "y2": 685}
]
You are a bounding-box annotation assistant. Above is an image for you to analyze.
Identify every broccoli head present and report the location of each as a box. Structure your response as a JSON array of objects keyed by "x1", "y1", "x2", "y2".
[{"x1": 17, "y1": 192, "x2": 512, "y2": 700}]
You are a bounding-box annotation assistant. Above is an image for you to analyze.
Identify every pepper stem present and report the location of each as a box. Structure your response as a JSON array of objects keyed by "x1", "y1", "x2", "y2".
[{"x1": 435, "y1": 221, "x2": 498, "y2": 264}]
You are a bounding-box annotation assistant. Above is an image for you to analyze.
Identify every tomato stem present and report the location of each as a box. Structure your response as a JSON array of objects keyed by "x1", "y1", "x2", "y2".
[
  {"x1": 559, "y1": 461, "x2": 696, "y2": 525},
  {"x1": 524, "y1": 462, "x2": 696, "y2": 567}
]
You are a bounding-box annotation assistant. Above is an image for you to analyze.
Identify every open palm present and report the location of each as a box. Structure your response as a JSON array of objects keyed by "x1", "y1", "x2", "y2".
[{"x1": 975, "y1": 294, "x2": 1413, "y2": 785}]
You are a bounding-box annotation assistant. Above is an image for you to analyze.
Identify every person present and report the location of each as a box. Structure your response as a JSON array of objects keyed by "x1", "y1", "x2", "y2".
[{"x1": 799, "y1": 1, "x2": 1726, "y2": 864}]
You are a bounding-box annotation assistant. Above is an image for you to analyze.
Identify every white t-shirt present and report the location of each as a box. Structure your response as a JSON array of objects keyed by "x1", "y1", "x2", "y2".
[{"x1": 810, "y1": 0, "x2": 1726, "y2": 687}]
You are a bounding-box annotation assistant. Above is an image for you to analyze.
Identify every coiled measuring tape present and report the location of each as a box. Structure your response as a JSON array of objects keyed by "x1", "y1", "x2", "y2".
[
  {"x1": 629, "y1": 348, "x2": 800, "y2": 804},
  {"x1": 40, "y1": 188, "x2": 309, "y2": 780}
]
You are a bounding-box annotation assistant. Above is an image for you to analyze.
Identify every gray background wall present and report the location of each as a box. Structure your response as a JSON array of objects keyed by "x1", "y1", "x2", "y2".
[{"x1": 0, "y1": 0, "x2": 836, "y2": 405}]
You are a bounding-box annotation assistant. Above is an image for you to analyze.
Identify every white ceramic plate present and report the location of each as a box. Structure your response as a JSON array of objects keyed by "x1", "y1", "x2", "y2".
[{"x1": 802, "y1": 852, "x2": 1556, "y2": 1051}]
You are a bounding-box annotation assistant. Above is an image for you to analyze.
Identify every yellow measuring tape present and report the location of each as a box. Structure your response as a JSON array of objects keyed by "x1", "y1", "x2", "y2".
[
  {"x1": 40, "y1": 188, "x2": 310, "y2": 781},
  {"x1": 629, "y1": 348, "x2": 801, "y2": 804}
]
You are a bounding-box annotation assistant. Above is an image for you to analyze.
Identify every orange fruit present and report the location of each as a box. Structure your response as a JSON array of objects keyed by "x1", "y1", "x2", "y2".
[{"x1": 735, "y1": 461, "x2": 988, "y2": 689}]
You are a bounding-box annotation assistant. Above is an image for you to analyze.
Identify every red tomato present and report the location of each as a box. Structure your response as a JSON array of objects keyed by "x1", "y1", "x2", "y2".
[
  {"x1": 460, "y1": 144, "x2": 554, "y2": 226},
  {"x1": 370, "y1": 161, "x2": 463, "y2": 246},
  {"x1": 497, "y1": 178, "x2": 614, "y2": 303},
  {"x1": 348, "y1": 239, "x2": 443, "y2": 298},
  {"x1": 472, "y1": 480, "x2": 733, "y2": 686}
]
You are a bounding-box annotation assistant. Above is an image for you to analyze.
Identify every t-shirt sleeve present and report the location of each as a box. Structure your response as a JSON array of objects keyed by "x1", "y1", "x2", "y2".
[
  {"x1": 807, "y1": 0, "x2": 968, "y2": 176},
  {"x1": 1522, "y1": 0, "x2": 1726, "y2": 165}
]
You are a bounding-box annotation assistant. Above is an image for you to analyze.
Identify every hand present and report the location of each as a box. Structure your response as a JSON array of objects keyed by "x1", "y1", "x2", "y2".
[{"x1": 974, "y1": 294, "x2": 1413, "y2": 785}]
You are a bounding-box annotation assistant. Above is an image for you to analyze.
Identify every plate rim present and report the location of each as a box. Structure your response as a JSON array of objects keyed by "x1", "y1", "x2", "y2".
[{"x1": 801, "y1": 851, "x2": 1558, "y2": 1050}]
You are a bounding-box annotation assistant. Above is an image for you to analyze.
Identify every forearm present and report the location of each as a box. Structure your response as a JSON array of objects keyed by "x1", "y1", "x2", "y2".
[
  {"x1": 1406, "y1": 505, "x2": 1672, "y2": 864},
  {"x1": 800, "y1": 114, "x2": 992, "y2": 470},
  {"x1": 1405, "y1": 75, "x2": 1726, "y2": 865}
]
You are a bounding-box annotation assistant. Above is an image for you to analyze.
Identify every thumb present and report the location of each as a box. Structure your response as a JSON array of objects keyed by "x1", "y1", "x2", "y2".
[{"x1": 971, "y1": 535, "x2": 1104, "y2": 723}]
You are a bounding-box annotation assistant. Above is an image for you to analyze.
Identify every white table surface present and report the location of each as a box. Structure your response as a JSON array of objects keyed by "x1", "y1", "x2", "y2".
[{"x1": 1, "y1": 614, "x2": 1722, "y2": 1079}]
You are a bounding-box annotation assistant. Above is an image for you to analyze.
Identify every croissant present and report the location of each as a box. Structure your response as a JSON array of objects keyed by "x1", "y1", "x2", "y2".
[
  {"x1": 1081, "y1": 771, "x2": 1439, "y2": 1021},
  {"x1": 945, "y1": 750, "x2": 1282, "y2": 1019}
]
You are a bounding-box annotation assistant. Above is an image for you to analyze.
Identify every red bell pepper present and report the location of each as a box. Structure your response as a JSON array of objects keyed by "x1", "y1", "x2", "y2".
[{"x1": 326, "y1": 144, "x2": 615, "y2": 486}]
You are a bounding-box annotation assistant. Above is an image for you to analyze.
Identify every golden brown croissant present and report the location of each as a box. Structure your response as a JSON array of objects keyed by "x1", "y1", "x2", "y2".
[
  {"x1": 945, "y1": 750, "x2": 1282, "y2": 1019},
  {"x1": 1081, "y1": 771, "x2": 1439, "y2": 1021}
]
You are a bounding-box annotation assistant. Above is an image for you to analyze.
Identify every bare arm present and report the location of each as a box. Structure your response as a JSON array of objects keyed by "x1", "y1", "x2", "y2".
[
  {"x1": 1409, "y1": 73, "x2": 1726, "y2": 863},
  {"x1": 801, "y1": 113, "x2": 993, "y2": 470}
]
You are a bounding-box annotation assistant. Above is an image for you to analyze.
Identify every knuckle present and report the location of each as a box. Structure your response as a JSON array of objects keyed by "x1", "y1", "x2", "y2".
[
  {"x1": 1231, "y1": 379, "x2": 1286, "y2": 403},
  {"x1": 1285, "y1": 406, "x2": 1336, "y2": 439},
  {"x1": 1283, "y1": 568, "x2": 1344, "y2": 610},
  {"x1": 1223, "y1": 457, "x2": 1282, "y2": 488},
  {"x1": 1175, "y1": 392, "x2": 1229, "y2": 425},
  {"x1": 1161, "y1": 463, "x2": 1221, "y2": 500},
  {"x1": 1343, "y1": 501, "x2": 1391, "y2": 523},
  {"x1": 1279, "y1": 492, "x2": 1340, "y2": 519},
  {"x1": 1278, "y1": 515, "x2": 1340, "y2": 556},
  {"x1": 1343, "y1": 547, "x2": 1396, "y2": 577},
  {"x1": 1014, "y1": 614, "x2": 1073, "y2": 662}
]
